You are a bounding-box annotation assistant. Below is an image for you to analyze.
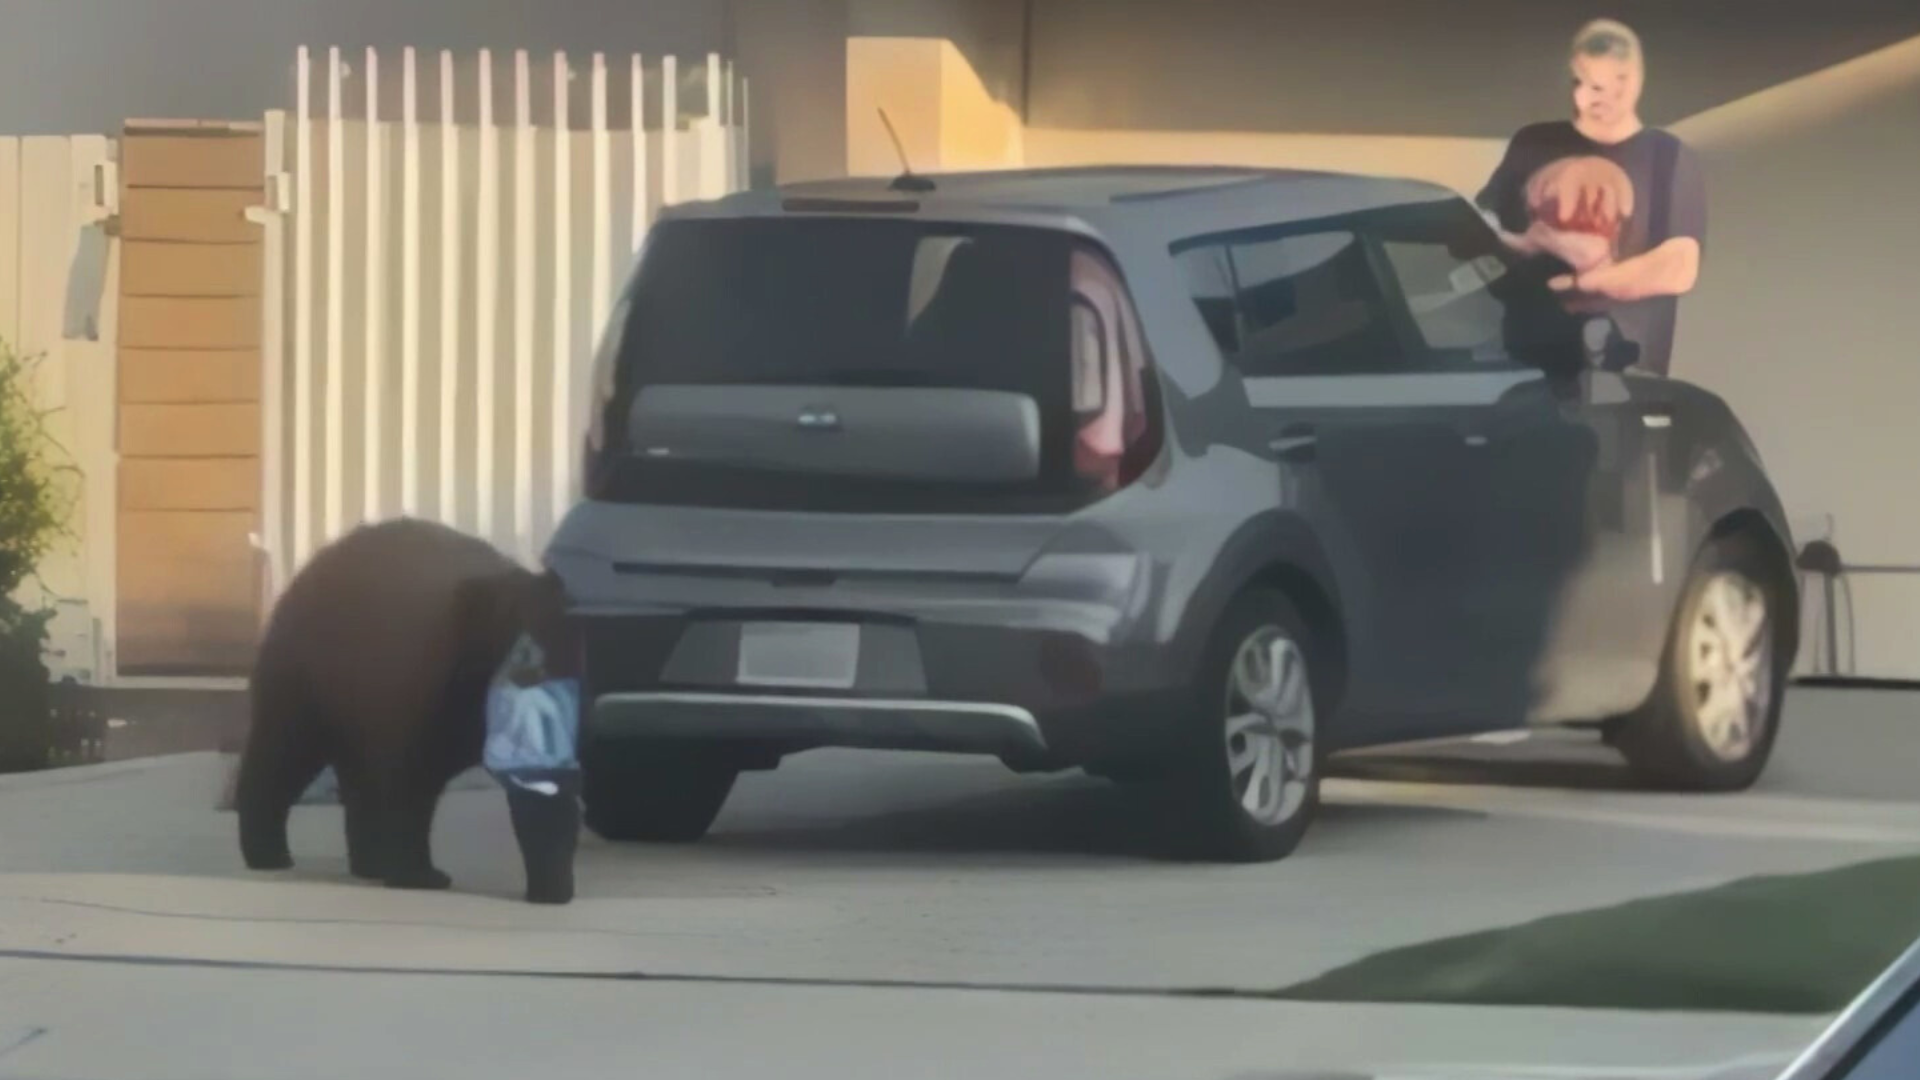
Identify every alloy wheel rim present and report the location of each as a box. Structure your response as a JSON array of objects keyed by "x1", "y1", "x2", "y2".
[
  {"x1": 1686, "y1": 571, "x2": 1774, "y2": 762},
  {"x1": 1224, "y1": 628, "x2": 1315, "y2": 826}
]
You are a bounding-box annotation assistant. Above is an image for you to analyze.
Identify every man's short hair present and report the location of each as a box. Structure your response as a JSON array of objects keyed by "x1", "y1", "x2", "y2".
[{"x1": 1571, "y1": 18, "x2": 1643, "y2": 70}]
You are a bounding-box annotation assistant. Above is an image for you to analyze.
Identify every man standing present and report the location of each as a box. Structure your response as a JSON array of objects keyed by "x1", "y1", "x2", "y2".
[{"x1": 1477, "y1": 19, "x2": 1707, "y2": 377}]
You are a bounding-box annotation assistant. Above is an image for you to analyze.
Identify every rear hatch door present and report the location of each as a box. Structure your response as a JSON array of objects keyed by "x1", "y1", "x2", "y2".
[{"x1": 585, "y1": 216, "x2": 1102, "y2": 518}]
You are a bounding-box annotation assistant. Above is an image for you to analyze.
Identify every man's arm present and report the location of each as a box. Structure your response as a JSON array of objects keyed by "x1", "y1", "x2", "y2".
[
  {"x1": 1554, "y1": 236, "x2": 1700, "y2": 301},
  {"x1": 1475, "y1": 134, "x2": 1531, "y2": 251},
  {"x1": 1482, "y1": 209, "x2": 1614, "y2": 270},
  {"x1": 1481, "y1": 208, "x2": 1539, "y2": 255},
  {"x1": 1561, "y1": 138, "x2": 1707, "y2": 302}
]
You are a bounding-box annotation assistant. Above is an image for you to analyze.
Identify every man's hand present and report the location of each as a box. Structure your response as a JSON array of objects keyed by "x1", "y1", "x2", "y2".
[
  {"x1": 1548, "y1": 271, "x2": 1614, "y2": 314},
  {"x1": 1527, "y1": 222, "x2": 1613, "y2": 272},
  {"x1": 1557, "y1": 237, "x2": 1702, "y2": 303}
]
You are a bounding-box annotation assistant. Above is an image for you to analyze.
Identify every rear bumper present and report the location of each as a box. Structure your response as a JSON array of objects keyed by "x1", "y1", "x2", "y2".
[
  {"x1": 576, "y1": 609, "x2": 1193, "y2": 766},
  {"x1": 591, "y1": 691, "x2": 1047, "y2": 758},
  {"x1": 550, "y1": 500, "x2": 1228, "y2": 765}
]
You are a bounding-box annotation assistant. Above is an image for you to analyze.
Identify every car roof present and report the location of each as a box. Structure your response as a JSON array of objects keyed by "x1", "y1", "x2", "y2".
[
  {"x1": 666, "y1": 165, "x2": 1466, "y2": 246},
  {"x1": 776, "y1": 165, "x2": 1448, "y2": 211}
]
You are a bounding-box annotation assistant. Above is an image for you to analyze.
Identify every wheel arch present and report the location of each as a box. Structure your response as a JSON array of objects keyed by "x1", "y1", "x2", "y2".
[
  {"x1": 1704, "y1": 507, "x2": 1801, "y2": 668},
  {"x1": 1242, "y1": 562, "x2": 1350, "y2": 714},
  {"x1": 1172, "y1": 514, "x2": 1351, "y2": 715},
  {"x1": 1677, "y1": 397, "x2": 1800, "y2": 672}
]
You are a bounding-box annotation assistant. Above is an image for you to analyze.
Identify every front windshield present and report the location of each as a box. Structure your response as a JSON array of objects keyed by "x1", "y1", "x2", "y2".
[{"x1": 4, "y1": 7, "x2": 1917, "y2": 1080}]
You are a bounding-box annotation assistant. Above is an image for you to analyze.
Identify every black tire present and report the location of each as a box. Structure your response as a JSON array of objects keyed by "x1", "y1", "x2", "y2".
[
  {"x1": 581, "y1": 742, "x2": 739, "y2": 843},
  {"x1": 1158, "y1": 588, "x2": 1324, "y2": 863},
  {"x1": 1618, "y1": 533, "x2": 1786, "y2": 792}
]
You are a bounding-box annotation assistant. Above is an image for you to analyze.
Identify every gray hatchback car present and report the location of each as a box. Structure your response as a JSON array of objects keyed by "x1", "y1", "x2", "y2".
[{"x1": 546, "y1": 165, "x2": 1798, "y2": 862}]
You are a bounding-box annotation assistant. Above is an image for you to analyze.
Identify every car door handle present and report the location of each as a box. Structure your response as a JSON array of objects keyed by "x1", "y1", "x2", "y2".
[
  {"x1": 1462, "y1": 433, "x2": 1491, "y2": 448},
  {"x1": 1268, "y1": 426, "x2": 1318, "y2": 462},
  {"x1": 1641, "y1": 408, "x2": 1673, "y2": 429}
]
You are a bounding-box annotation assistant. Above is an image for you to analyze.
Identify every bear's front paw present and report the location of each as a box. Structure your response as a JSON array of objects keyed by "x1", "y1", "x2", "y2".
[
  {"x1": 383, "y1": 866, "x2": 454, "y2": 891},
  {"x1": 524, "y1": 875, "x2": 575, "y2": 905},
  {"x1": 243, "y1": 851, "x2": 295, "y2": 872}
]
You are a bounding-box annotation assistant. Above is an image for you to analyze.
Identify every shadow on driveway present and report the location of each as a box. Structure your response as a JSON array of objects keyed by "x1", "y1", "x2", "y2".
[{"x1": 705, "y1": 770, "x2": 1481, "y2": 862}]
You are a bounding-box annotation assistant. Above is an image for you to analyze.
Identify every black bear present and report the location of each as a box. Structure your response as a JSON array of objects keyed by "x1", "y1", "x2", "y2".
[{"x1": 235, "y1": 517, "x2": 582, "y2": 903}]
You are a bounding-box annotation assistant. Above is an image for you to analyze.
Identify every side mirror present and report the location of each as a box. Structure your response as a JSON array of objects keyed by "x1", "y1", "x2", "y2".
[{"x1": 1582, "y1": 316, "x2": 1640, "y2": 373}]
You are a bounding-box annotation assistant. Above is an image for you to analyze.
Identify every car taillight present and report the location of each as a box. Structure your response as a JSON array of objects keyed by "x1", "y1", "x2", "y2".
[{"x1": 1069, "y1": 250, "x2": 1158, "y2": 493}]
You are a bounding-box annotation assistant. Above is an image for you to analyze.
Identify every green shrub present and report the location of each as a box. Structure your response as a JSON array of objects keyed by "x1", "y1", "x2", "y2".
[{"x1": 0, "y1": 338, "x2": 79, "y2": 772}]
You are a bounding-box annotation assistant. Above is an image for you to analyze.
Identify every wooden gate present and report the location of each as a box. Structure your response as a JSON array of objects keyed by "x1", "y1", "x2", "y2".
[{"x1": 115, "y1": 122, "x2": 266, "y2": 677}]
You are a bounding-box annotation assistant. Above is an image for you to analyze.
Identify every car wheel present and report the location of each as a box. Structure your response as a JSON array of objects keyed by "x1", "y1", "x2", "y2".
[
  {"x1": 580, "y1": 742, "x2": 739, "y2": 843},
  {"x1": 1617, "y1": 534, "x2": 1785, "y2": 791},
  {"x1": 1163, "y1": 589, "x2": 1322, "y2": 863}
]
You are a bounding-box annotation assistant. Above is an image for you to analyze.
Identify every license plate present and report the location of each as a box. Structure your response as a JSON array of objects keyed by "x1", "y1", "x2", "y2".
[{"x1": 736, "y1": 622, "x2": 861, "y2": 689}]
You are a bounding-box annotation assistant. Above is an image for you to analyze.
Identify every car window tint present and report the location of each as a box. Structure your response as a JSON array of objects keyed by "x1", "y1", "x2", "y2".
[
  {"x1": 1225, "y1": 230, "x2": 1400, "y2": 377},
  {"x1": 1174, "y1": 244, "x2": 1239, "y2": 355},
  {"x1": 1365, "y1": 199, "x2": 1568, "y2": 373},
  {"x1": 1379, "y1": 240, "x2": 1511, "y2": 366}
]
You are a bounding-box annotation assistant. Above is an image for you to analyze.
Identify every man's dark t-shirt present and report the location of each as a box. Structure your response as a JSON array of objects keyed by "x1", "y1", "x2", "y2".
[{"x1": 1475, "y1": 121, "x2": 1706, "y2": 376}]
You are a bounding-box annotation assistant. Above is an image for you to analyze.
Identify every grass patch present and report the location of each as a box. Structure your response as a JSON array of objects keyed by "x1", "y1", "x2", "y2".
[{"x1": 1274, "y1": 854, "x2": 1920, "y2": 1014}]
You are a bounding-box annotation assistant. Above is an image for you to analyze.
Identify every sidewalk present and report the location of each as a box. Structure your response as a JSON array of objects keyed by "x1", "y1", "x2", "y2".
[{"x1": 1, "y1": 953, "x2": 1823, "y2": 1080}]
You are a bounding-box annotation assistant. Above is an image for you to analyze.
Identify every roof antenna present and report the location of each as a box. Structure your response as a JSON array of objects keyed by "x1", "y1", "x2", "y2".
[{"x1": 878, "y1": 107, "x2": 936, "y2": 193}]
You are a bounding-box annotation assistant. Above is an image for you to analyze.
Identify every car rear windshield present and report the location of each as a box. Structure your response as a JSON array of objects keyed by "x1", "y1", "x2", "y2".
[{"x1": 594, "y1": 216, "x2": 1105, "y2": 514}]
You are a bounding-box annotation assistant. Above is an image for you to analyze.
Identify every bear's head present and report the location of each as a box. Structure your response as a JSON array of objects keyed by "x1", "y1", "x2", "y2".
[{"x1": 456, "y1": 567, "x2": 580, "y2": 687}]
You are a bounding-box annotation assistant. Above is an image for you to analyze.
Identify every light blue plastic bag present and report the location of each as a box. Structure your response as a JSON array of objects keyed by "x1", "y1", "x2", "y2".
[{"x1": 483, "y1": 634, "x2": 582, "y2": 795}]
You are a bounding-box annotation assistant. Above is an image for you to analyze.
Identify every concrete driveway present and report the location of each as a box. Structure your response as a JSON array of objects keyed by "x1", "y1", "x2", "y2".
[{"x1": 1, "y1": 687, "x2": 1913, "y2": 1079}]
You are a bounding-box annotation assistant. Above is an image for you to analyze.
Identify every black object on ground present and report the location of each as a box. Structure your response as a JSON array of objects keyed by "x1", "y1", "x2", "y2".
[{"x1": 505, "y1": 772, "x2": 582, "y2": 906}]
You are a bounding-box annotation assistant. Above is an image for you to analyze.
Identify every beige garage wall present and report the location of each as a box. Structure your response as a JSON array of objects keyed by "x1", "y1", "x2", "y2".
[
  {"x1": 0, "y1": 135, "x2": 119, "y2": 683},
  {"x1": 1023, "y1": 128, "x2": 1504, "y2": 199},
  {"x1": 735, "y1": 0, "x2": 851, "y2": 183},
  {"x1": 847, "y1": 37, "x2": 1024, "y2": 176},
  {"x1": 740, "y1": 0, "x2": 1029, "y2": 183},
  {"x1": 1671, "y1": 37, "x2": 1920, "y2": 679}
]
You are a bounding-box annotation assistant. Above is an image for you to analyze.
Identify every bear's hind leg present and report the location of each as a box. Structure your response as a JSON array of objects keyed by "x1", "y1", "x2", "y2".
[
  {"x1": 379, "y1": 765, "x2": 455, "y2": 891},
  {"x1": 336, "y1": 758, "x2": 389, "y2": 881},
  {"x1": 235, "y1": 682, "x2": 326, "y2": 871}
]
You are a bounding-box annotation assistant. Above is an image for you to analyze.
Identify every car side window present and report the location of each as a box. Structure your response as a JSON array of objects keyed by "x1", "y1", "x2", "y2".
[
  {"x1": 1174, "y1": 229, "x2": 1402, "y2": 378},
  {"x1": 1226, "y1": 230, "x2": 1400, "y2": 377},
  {"x1": 1174, "y1": 245, "x2": 1240, "y2": 356},
  {"x1": 1366, "y1": 200, "x2": 1549, "y2": 373},
  {"x1": 1377, "y1": 240, "x2": 1513, "y2": 366}
]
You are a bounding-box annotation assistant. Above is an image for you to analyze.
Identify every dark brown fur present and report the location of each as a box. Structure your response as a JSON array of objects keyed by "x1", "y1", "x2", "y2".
[{"x1": 235, "y1": 518, "x2": 570, "y2": 891}]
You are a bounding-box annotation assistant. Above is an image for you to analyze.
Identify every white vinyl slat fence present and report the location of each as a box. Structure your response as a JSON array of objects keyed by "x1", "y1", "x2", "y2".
[
  {"x1": 291, "y1": 48, "x2": 316, "y2": 574},
  {"x1": 474, "y1": 48, "x2": 500, "y2": 552},
  {"x1": 436, "y1": 50, "x2": 460, "y2": 527},
  {"x1": 254, "y1": 113, "x2": 290, "y2": 627},
  {"x1": 323, "y1": 47, "x2": 346, "y2": 552},
  {"x1": 399, "y1": 47, "x2": 423, "y2": 517},
  {"x1": 266, "y1": 45, "x2": 748, "y2": 596},
  {"x1": 550, "y1": 52, "x2": 573, "y2": 534},
  {"x1": 511, "y1": 47, "x2": 535, "y2": 564},
  {"x1": 362, "y1": 47, "x2": 385, "y2": 530},
  {"x1": 363, "y1": 47, "x2": 386, "y2": 527}
]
